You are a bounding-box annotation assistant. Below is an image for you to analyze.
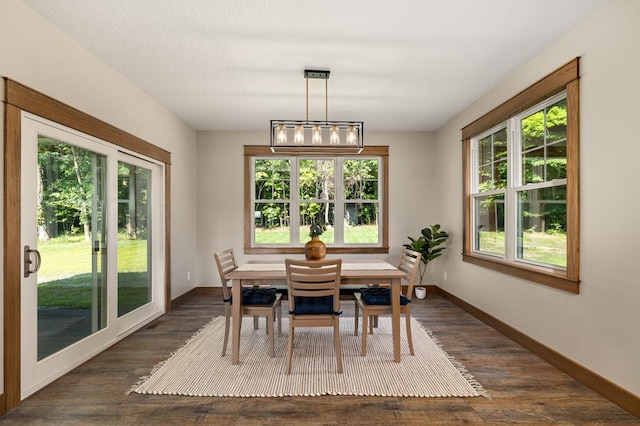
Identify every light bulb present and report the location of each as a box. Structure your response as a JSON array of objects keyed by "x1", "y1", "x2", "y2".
[
  {"x1": 312, "y1": 125, "x2": 322, "y2": 144},
  {"x1": 347, "y1": 126, "x2": 357, "y2": 145},
  {"x1": 330, "y1": 125, "x2": 340, "y2": 144},
  {"x1": 294, "y1": 125, "x2": 304, "y2": 144},
  {"x1": 277, "y1": 124, "x2": 287, "y2": 144}
]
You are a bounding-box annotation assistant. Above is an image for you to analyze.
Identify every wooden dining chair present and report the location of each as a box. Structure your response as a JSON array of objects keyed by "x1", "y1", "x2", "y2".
[
  {"x1": 214, "y1": 248, "x2": 282, "y2": 357},
  {"x1": 284, "y1": 258, "x2": 343, "y2": 374},
  {"x1": 353, "y1": 248, "x2": 422, "y2": 356}
]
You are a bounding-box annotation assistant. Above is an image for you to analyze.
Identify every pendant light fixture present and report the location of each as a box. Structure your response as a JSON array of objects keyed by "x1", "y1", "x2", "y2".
[{"x1": 270, "y1": 70, "x2": 364, "y2": 153}]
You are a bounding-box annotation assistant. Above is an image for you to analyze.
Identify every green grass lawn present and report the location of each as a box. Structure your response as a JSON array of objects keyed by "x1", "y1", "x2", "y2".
[
  {"x1": 255, "y1": 225, "x2": 378, "y2": 244},
  {"x1": 37, "y1": 235, "x2": 148, "y2": 281},
  {"x1": 37, "y1": 235, "x2": 149, "y2": 310},
  {"x1": 37, "y1": 271, "x2": 150, "y2": 312},
  {"x1": 38, "y1": 228, "x2": 563, "y2": 310},
  {"x1": 36, "y1": 235, "x2": 95, "y2": 283},
  {"x1": 479, "y1": 230, "x2": 566, "y2": 267}
]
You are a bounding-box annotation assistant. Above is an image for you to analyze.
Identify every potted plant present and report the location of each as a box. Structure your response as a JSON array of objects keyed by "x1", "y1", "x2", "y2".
[
  {"x1": 404, "y1": 224, "x2": 449, "y2": 299},
  {"x1": 305, "y1": 220, "x2": 328, "y2": 260}
]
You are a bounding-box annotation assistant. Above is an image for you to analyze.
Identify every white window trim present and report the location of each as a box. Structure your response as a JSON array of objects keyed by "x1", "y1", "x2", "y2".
[
  {"x1": 250, "y1": 156, "x2": 383, "y2": 248},
  {"x1": 470, "y1": 93, "x2": 570, "y2": 272}
]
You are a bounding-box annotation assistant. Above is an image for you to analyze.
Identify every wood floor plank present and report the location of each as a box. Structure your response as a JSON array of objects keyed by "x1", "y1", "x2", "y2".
[{"x1": 1, "y1": 293, "x2": 638, "y2": 425}]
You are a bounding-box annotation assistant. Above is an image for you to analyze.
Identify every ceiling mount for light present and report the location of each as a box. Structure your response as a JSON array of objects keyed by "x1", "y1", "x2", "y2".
[{"x1": 270, "y1": 69, "x2": 364, "y2": 154}]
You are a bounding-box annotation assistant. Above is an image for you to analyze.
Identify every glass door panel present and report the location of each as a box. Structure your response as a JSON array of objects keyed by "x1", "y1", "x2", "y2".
[
  {"x1": 21, "y1": 115, "x2": 117, "y2": 399},
  {"x1": 36, "y1": 137, "x2": 108, "y2": 359},
  {"x1": 117, "y1": 161, "x2": 152, "y2": 316},
  {"x1": 21, "y1": 114, "x2": 164, "y2": 399}
]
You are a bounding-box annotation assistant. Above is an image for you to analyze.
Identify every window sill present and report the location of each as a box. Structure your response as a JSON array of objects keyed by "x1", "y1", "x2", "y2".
[
  {"x1": 462, "y1": 253, "x2": 579, "y2": 294},
  {"x1": 245, "y1": 247, "x2": 389, "y2": 255}
]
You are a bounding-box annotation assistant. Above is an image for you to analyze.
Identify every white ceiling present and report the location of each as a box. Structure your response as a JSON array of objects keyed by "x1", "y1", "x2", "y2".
[{"x1": 22, "y1": 0, "x2": 609, "y2": 132}]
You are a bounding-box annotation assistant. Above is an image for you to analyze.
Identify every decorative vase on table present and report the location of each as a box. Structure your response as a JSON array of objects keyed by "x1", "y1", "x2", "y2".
[
  {"x1": 304, "y1": 236, "x2": 326, "y2": 261},
  {"x1": 305, "y1": 221, "x2": 328, "y2": 261}
]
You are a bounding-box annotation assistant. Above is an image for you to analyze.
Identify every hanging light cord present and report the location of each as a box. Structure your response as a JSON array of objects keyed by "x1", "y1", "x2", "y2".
[
  {"x1": 325, "y1": 79, "x2": 328, "y2": 121},
  {"x1": 305, "y1": 74, "x2": 330, "y2": 122}
]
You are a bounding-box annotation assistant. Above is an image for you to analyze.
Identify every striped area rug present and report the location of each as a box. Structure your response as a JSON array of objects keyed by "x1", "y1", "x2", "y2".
[{"x1": 132, "y1": 316, "x2": 488, "y2": 398}]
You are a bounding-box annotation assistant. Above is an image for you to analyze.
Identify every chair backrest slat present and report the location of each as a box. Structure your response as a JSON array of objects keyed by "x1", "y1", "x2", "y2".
[
  {"x1": 214, "y1": 248, "x2": 238, "y2": 300},
  {"x1": 285, "y1": 259, "x2": 342, "y2": 313},
  {"x1": 397, "y1": 248, "x2": 422, "y2": 299}
]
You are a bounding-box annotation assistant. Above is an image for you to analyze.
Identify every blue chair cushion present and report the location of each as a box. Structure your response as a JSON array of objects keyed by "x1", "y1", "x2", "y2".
[
  {"x1": 224, "y1": 287, "x2": 277, "y2": 305},
  {"x1": 289, "y1": 295, "x2": 342, "y2": 316},
  {"x1": 243, "y1": 287, "x2": 277, "y2": 305},
  {"x1": 339, "y1": 285, "x2": 362, "y2": 296},
  {"x1": 360, "y1": 287, "x2": 410, "y2": 306}
]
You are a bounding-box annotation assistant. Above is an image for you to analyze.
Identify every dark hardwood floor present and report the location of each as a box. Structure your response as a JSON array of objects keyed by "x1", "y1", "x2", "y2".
[{"x1": 2, "y1": 293, "x2": 638, "y2": 425}]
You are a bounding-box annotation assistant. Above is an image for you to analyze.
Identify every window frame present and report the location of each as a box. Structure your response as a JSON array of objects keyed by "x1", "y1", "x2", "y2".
[
  {"x1": 461, "y1": 59, "x2": 580, "y2": 293},
  {"x1": 244, "y1": 145, "x2": 389, "y2": 254}
]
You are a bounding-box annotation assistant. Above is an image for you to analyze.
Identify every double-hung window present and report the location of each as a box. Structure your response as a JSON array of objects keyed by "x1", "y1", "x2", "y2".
[
  {"x1": 462, "y1": 59, "x2": 580, "y2": 293},
  {"x1": 245, "y1": 146, "x2": 389, "y2": 254}
]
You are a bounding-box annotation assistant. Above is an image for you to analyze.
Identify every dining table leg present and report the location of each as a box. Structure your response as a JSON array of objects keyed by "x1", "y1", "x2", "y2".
[
  {"x1": 231, "y1": 278, "x2": 242, "y2": 365},
  {"x1": 391, "y1": 277, "x2": 401, "y2": 363}
]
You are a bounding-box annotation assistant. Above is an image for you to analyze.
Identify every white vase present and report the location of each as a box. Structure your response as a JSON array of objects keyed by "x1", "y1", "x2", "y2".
[{"x1": 414, "y1": 286, "x2": 427, "y2": 299}]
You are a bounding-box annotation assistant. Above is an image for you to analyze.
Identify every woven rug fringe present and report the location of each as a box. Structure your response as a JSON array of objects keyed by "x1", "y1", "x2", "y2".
[
  {"x1": 127, "y1": 317, "x2": 221, "y2": 395},
  {"x1": 421, "y1": 325, "x2": 491, "y2": 399},
  {"x1": 132, "y1": 316, "x2": 489, "y2": 399}
]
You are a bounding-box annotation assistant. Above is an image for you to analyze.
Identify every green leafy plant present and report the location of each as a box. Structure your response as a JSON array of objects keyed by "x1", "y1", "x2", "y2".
[
  {"x1": 309, "y1": 220, "x2": 327, "y2": 238},
  {"x1": 404, "y1": 224, "x2": 449, "y2": 286}
]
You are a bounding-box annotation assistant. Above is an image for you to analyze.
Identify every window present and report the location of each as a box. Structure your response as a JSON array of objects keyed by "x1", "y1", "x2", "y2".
[
  {"x1": 462, "y1": 59, "x2": 580, "y2": 293},
  {"x1": 244, "y1": 146, "x2": 389, "y2": 254}
]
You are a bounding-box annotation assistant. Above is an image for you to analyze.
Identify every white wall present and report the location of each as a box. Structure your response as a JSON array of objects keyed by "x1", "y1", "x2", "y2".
[
  {"x1": 0, "y1": 0, "x2": 199, "y2": 394},
  {"x1": 6, "y1": 0, "x2": 637, "y2": 404},
  {"x1": 195, "y1": 131, "x2": 436, "y2": 286},
  {"x1": 434, "y1": 0, "x2": 640, "y2": 397}
]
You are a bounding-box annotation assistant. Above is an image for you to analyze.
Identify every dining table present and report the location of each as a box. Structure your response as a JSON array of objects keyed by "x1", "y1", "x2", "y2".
[{"x1": 225, "y1": 259, "x2": 407, "y2": 365}]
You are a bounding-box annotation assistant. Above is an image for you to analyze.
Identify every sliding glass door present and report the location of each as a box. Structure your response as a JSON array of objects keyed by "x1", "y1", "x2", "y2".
[{"x1": 20, "y1": 114, "x2": 165, "y2": 399}]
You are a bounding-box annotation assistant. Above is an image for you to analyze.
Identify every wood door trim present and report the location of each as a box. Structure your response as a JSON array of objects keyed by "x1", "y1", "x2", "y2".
[
  {"x1": 3, "y1": 78, "x2": 172, "y2": 413},
  {"x1": 3, "y1": 103, "x2": 22, "y2": 412},
  {"x1": 4, "y1": 79, "x2": 171, "y2": 164}
]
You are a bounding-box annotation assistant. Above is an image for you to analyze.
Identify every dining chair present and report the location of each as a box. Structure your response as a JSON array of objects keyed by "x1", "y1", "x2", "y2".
[
  {"x1": 284, "y1": 258, "x2": 343, "y2": 374},
  {"x1": 214, "y1": 248, "x2": 282, "y2": 357},
  {"x1": 353, "y1": 248, "x2": 422, "y2": 356}
]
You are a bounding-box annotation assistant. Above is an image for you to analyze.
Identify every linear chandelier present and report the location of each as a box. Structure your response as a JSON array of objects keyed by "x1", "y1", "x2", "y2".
[{"x1": 270, "y1": 70, "x2": 364, "y2": 154}]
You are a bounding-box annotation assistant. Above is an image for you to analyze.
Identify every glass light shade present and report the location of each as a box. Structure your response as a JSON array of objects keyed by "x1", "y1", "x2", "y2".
[
  {"x1": 347, "y1": 126, "x2": 357, "y2": 145},
  {"x1": 277, "y1": 124, "x2": 287, "y2": 144},
  {"x1": 330, "y1": 125, "x2": 340, "y2": 144},
  {"x1": 294, "y1": 125, "x2": 304, "y2": 144},
  {"x1": 312, "y1": 125, "x2": 322, "y2": 144}
]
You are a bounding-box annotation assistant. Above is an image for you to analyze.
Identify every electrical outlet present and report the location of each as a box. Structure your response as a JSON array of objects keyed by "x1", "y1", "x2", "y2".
[
  {"x1": 187, "y1": 271, "x2": 191, "y2": 281},
  {"x1": 443, "y1": 271, "x2": 448, "y2": 281}
]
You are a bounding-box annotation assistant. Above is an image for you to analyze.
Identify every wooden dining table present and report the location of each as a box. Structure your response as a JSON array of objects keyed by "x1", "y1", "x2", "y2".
[{"x1": 226, "y1": 259, "x2": 407, "y2": 365}]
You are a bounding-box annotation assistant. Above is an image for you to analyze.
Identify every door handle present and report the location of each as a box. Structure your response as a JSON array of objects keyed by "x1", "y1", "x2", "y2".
[{"x1": 24, "y1": 245, "x2": 42, "y2": 278}]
